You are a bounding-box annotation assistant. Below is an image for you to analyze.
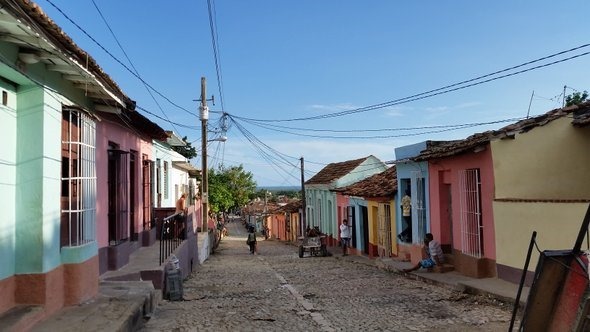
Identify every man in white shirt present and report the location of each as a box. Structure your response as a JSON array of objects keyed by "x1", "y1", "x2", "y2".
[
  {"x1": 339, "y1": 219, "x2": 351, "y2": 256},
  {"x1": 402, "y1": 233, "x2": 444, "y2": 273}
]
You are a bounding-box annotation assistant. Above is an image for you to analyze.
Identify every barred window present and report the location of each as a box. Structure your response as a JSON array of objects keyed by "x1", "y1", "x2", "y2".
[
  {"x1": 61, "y1": 108, "x2": 96, "y2": 247},
  {"x1": 163, "y1": 161, "x2": 169, "y2": 199}
]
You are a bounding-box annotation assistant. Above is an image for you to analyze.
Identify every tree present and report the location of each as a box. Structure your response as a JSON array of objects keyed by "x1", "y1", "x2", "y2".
[
  {"x1": 565, "y1": 91, "x2": 589, "y2": 107},
  {"x1": 208, "y1": 165, "x2": 257, "y2": 214},
  {"x1": 171, "y1": 136, "x2": 197, "y2": 159},
  {"x1": 208, "y1": 169, "x2": 233, "y2": 214}
]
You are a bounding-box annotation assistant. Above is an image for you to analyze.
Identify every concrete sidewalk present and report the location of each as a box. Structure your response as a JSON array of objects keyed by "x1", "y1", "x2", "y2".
[
  {"x1": 30, "y1": 281, "x2": 159, "y2": 332},
  {"x1": 338, "y1": 254, "x2": 529, "y2": 308}
]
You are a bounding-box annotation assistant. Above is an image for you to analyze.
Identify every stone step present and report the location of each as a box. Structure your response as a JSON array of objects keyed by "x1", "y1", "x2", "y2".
[
  {"x1": 0, "y1": 305, "x2": 45, "y2": 332},
  {"x1": 443, "y1": 253, "x2": 455, "y2": 265},
  {"x1": 436, "y1": 263, "x2": 455, "y2": 273}
]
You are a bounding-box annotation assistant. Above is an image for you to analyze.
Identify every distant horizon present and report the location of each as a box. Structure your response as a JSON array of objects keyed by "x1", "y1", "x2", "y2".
[{"x1": 257, "y1": 185, "x2": 301, "y2": 192}]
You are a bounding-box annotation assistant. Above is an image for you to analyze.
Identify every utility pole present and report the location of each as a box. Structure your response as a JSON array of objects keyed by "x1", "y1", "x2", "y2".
[
  {"x1": 200, "y1": 77, "x2": 208, "y2": 234},
  {"x1": 562, "y1": 85, "x2": 567, "y2": 108},
  {"x1": 300, "y1": 157, "x2": 306, "y2": 237},
  {"x1": 526, "y1": 90, "x2": 534, "y2": 119}
]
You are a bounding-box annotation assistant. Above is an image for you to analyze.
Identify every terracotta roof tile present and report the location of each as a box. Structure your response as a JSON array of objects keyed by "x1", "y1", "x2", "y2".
[
  {"x1": 305, "y1": 156, "x2": 370, "y2": 185},
  {"x1": 278, "y1": 200, "x2": 302, "y2": 213},
  {"x1": 414, "y1": 101, "x2": 590, "y2": 161},
  {"x1": 333, "y1": 166, "x2": 397, "y2": 197},
  {"x1": 8, "y1": 0, "x2": 132, "y2": 107}
]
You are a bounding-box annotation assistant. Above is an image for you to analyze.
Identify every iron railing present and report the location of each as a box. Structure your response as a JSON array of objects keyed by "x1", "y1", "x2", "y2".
[{"x1": 159, "y1": 212, "x2": 187, "y2": 265}]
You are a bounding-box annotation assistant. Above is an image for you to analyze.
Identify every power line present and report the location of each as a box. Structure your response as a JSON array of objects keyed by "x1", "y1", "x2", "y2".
[
  {"x1": 90, "y1": 0, "x2": 182, "y2": 136},
  {"x1": 234, "y1": 43, "x2": 590, "y2": 123},
  {"x1": 137, "y1": 106, "x2": 200, "y2": 130},
  {"x1": 228, "y1": 117, "x2": 301, "y2": 183},
  {"x1": 43, "y1": 0, "x2": 198, "y2": 118},
  {"x1": 230, "y1": 114, "x2": 525, "y2": 139},
  {"x1": 207, "y1": 0, "x2": 225, "y2": 112}
]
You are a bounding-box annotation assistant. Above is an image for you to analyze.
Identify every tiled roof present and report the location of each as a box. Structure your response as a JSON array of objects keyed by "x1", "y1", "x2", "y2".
[
  {"x1": 8, "y1": 0, "x2": 131, "y2": 107},
  {"x1": 305, "y1": 156, "x2": 370, "y2": 185},
  {"x1": 277, "y1": 200, "x2": 302, "y2": 213},
  {"x1": 414, "y1": 101, "x2": 590, "y2": 161},
  {"x1": 333, "y1": 166, "x2": 397, "y2": 197}
]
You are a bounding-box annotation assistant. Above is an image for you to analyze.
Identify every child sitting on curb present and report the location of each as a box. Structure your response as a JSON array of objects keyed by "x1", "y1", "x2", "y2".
[{"x1": 402, "y1": 233, "x2": 444, "y2": 273}]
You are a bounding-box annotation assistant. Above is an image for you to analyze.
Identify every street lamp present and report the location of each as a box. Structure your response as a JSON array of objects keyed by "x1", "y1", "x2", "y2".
[{"x1": 208, "y1": 136, "x2": 227, "y2": 143}]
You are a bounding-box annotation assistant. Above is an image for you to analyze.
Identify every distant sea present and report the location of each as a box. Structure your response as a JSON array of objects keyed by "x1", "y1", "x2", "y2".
[{"x1": 258, "y1": 186, "x2": 301, "y2": 192}]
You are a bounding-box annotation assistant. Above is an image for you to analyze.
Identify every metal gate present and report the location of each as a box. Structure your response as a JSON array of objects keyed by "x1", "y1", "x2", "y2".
[
  {"x1": 458, "y1": 168, "x2": 483, "y2": 257},
  {"x1": 377, "y1": 203, "x2": 392, "y2": 257},
  {"x1": 411, "y1": 171, "x2": 427, "y2": 243}
]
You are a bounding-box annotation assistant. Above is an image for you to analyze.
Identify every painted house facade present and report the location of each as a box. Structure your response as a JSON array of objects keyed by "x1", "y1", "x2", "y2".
[
  {"x1": 281, "y1": 200, "x2": 302, "y2": 242},
  {"x1": 96, "y1": 112, "x2": 167, "y2": 274},
  {"x1": 490, "y1": 103, "x2": 590, "y2": 284},
  {"x1": 394, "y1": 142, "x2": 439, "y2": 263},
  {"x1": 334, "y1": 166, "x2": 397, "y2": 257},
  {"x1": 305, "y1": 156, "x2": 387, "y2": 250},
  {"x1": 0, "y1": 0, "x2": 159, "y2": 320},
  {"x1": 413, "y1": 133, "x2": 497, "y2": 278}
]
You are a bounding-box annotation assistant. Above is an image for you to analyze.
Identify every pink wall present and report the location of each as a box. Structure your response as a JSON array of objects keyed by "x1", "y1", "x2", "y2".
[
  {"x1": 95, "y1": 119, "x2": 153, "y2": 248},
  {"x1": 427, "y1": 146, "x2": 496, "y2": 260},
  {"x1": 334, "y1": 194, "x2": 349, "y2": 245}
]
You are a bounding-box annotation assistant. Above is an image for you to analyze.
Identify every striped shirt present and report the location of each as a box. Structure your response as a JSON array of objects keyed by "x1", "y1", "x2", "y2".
[{"x1": 428, "y1": 240, "x2": 444, "y2": 264}]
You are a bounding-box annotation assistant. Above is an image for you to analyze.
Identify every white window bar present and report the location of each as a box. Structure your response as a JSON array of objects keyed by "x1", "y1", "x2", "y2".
[
  {"x1": 61, "y1": 109, "x2": 96, "y2": 247},
  {"x1": 411, "y1": 171, "x2": 427, "y2": 244},
  {"x1": 459, "y1": 168, "x2": 483, "y2": 258}
]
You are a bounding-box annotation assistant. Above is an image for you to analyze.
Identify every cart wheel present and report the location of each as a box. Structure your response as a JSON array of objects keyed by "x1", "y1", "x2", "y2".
[{"x1": 298, "y1": 245, "x2": 304, "y2": 258}]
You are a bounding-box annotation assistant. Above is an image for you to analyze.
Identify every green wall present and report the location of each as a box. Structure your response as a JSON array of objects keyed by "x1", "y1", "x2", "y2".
[{"x1": 0, "y1": 81, "x2": 17, "y2": 279}]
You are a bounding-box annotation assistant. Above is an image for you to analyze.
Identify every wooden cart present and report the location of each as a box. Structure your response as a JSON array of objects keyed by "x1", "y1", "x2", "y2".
[{"x1": 298, "y1": 235, "x2": 328, "y2": 258}]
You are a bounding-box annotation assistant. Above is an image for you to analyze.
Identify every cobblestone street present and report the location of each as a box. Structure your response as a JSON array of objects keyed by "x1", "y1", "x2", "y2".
[{"x1": 140, "y1": 222, "x2": 514, "y2": 331}]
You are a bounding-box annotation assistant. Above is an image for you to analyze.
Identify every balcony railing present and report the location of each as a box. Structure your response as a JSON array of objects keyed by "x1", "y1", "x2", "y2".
[{"x1": 159, "y1": 212, "x2": 187, "y2": 265}]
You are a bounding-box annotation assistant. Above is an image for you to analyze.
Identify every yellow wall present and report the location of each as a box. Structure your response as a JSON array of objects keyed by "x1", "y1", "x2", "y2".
[
  {"x1": 493, "y1": 201, "x2": 588, "y2": 270},
  {"x1": 290, "y1": 212, "x2": 299, "y2": 242},
  {"x1": 387, "y1": 199, "x2": 397, "y2": 256},
  {"x1": 368, "y1": 201, "x2": 379, "y2": 247},
  {"x1": 368, "y1": 199, "x2": 397, "y2": 256},
  {"x1": 492, "y1": 118, "x2": 590, "y2": 199}
]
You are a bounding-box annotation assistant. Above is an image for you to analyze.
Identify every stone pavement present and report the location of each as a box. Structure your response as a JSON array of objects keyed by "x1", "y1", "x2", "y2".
[
  {"x1": 140, "y1": 223, "x2": 516, "y2": 331},
  {"x1": 341, "y1": 255, "x2": 529, "y2": 308},
  {"x1": 26, "y1": 224, "x2": 526, "y2": 331}
]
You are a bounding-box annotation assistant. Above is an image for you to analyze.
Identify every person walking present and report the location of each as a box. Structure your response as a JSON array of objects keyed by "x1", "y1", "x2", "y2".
[
  {"x1": 339, "y1": 219, "x2": 351, "y2": 256},
  {"x1": 246, "y1": 226, "x2": 257, "y2": 255}
]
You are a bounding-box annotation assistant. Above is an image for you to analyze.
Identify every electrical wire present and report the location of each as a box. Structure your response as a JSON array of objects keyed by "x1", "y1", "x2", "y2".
[
  {"x1": 43, "y1": 0, "x2": 199, "y2": 118},
  {"x1": 235, "y1": 44, "x2": 590, "y2": 122},
  {"x1": 207, "y1": 0, "x2": 225, "y2": 112},
  {"x1": 231, "y1": 113, "x2": 524, "y2": 139},
  {"x1": 90, "y1": 0, "x2": 183, "y2": 137},
  {"x1": 228, "y1": 117, "x2": 301, "y2": 182}
]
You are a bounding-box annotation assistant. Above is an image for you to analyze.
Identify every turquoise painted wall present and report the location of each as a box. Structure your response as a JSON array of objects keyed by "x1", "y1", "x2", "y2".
[
  {"x1": 15, "y1": 86, "x2": 62, "y2": 274},
  {"x1": 349, "y1": 197, "x2": 368, "y2": 251},
  {"x1": 0, "y1": 40, "x2": 101, "y2": 278},
  {"x1": 0, "y1": 81, "x2": 17, "y2": 280},
  {"x1": 305, "y1": 187, "x2": 337, "y2": 238}
]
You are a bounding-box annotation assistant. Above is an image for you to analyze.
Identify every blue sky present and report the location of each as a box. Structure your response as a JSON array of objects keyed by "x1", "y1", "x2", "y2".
[{"x1": 40, "y1": 1, "x2": 590, "y2": 186}]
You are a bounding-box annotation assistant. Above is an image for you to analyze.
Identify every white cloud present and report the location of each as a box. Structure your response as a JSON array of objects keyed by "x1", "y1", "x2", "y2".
[
  {"x1": 383, "y1": 106, "x2": 409, "y2": 117},
  {"x1": 308, "y1": 103, "x2": 359, "y2": 113}
]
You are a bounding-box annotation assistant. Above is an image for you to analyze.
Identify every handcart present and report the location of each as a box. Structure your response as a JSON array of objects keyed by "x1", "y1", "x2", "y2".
[{"x1": 298, "y1": 226, "x2": 329, "y2": 258}]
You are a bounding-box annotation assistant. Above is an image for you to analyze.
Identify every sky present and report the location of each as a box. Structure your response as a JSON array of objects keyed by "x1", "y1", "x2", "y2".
[{"x1": 39, "y1": 0, "x2": 590, "y2": 186}]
